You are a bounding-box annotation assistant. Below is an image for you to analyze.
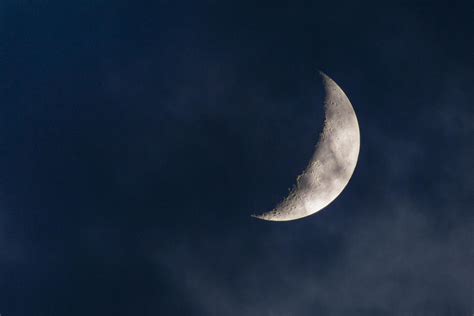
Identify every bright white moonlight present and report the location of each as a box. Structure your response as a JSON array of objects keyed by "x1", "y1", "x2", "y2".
[{"x1": 252, "y1": 72, "x2": 360, "y2": 221}]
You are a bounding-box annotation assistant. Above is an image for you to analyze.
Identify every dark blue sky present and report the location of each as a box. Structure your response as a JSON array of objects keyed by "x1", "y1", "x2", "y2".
[{"x1": 0, "y1": 1, "x2": 472, "y2": 315}]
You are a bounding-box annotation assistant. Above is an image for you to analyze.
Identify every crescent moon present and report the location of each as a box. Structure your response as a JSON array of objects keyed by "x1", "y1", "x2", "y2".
[{"x1": 252, "y1": 72, "x2": 360, "y2": 221}]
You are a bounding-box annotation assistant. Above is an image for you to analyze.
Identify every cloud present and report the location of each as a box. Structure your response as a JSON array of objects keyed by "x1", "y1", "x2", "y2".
[{"x1": 154, "y1": 199, "x2": 472, "y2": 315}]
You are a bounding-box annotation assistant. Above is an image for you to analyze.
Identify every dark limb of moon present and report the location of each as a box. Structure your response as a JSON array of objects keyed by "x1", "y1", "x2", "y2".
[{"x1": 252, "y1": 72, "x2": 360, "y2": 221}]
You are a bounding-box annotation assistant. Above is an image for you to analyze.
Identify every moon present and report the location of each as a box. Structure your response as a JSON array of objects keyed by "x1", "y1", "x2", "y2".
[{"x1": 252, "y1": 72, "x2": 360, "y2": 221}]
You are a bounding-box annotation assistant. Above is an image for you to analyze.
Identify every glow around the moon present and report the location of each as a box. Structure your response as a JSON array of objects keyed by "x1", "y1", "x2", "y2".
[{"x1": 252, "y1": 72, "x2": 360, "y2": 221}]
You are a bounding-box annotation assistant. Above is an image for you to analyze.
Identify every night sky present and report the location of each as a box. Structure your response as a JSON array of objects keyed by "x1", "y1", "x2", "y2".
[{"x1": 1, "y1": 1, "x2": 473, "y2": 315}]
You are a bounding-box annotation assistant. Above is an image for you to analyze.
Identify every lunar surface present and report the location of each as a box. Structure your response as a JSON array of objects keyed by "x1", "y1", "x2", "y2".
[{"x1": 252, "y1": 72, "x2": 360, "y2": 221}]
